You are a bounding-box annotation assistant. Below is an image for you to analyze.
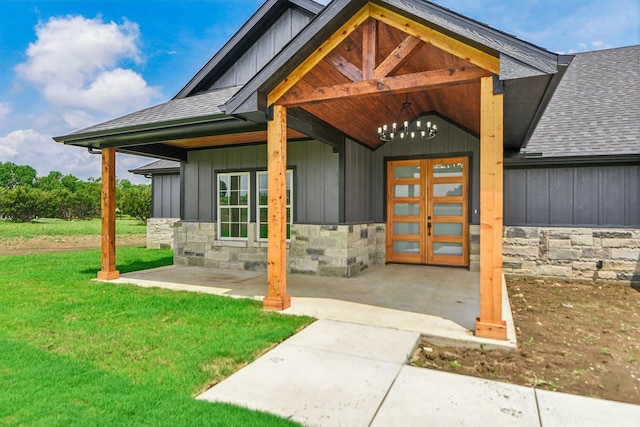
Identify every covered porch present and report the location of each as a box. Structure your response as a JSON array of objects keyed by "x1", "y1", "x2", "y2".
[
  {"x1": 107, "y1": 263, "x2": 516, "y2": 349},
  {"x1": 54, "y1": 1, "x2": 569, "y2": 342}
]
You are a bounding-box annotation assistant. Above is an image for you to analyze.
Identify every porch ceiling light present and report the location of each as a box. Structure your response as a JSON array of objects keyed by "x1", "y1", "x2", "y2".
[{"x1": 377, "y1": 95, "x2": 437, "y2": 143}]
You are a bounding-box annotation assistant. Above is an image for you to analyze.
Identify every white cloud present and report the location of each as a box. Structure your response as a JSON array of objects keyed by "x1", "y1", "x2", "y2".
[
  {"x1": 62, "y1": 110, "x2": 96, "y2": 129},
  {"x1": 0, "y1": 129, "x2": 46, "y2": 161},
  {"x1": 0, "y1": 102, "x2": 10, "y2": 121},
  {"x1": 0, "y1": 128, "x2": 149, "y2": 183},
  {"x1": 16, "y1": 15, "x2": 160, "y2": 116}
]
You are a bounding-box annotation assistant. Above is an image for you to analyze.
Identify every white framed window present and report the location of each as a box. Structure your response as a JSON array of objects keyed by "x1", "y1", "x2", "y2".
[
  {"x1": 256, "y1": 170, "x2": 293, "y2": 241},
  {"x1": 217, "y1": 172, "x2": 250, "y2": 239}
]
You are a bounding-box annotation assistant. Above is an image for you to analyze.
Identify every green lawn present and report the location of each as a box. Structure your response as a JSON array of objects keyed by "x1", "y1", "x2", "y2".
[
  {"x1": 0, "y1": 218, "x2": 146, "y2": 241},
  {"x1": 0, "y1": 247, "x2": 313, "y2": 426}
]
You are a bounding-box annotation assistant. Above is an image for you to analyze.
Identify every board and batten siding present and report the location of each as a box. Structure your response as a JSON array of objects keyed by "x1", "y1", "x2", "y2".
[
  {"x1": 367, "y1": 114, "x2": 481, "y2": 224},
  {"x1": 212, "y1": 8, "x2": 313, "y2": 90},
  {"x1": 344, "y1": 139, "x2": 373, "y2": 222},
  {"x1": 504, "y1": 164, "x2": 640, "y2": 227},
  {"x1": 182, "y1": 140, "x2": 340, "y2": 224},
  {"x1": 151, "y1": 174, "x2": 180, "y2": 218}
]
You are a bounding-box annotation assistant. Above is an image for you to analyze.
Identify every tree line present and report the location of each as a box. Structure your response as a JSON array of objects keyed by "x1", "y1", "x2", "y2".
[{"x1": 0, "y1": 161, "x2": 151, "y2": 223}]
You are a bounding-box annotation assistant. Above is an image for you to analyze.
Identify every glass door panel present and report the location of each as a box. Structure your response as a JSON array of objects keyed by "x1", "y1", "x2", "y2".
[
  {"x1": 393, "y1": 165, "x2": 421, "y2": 179},
  {"x1": 427, "y1": 157, "x2": 469, "y2": 266},
  {"x1": 393, "y1": 222, "x2": 421, "y2": 235},
  {"x1": 433, "y1": 222, "x2": 463, "y2": 236},
  {"x1": 393, "y1": 241, "x2": 421, "y2": 254},
  {"x1": 433, "y1": 203, "x2": 463, "y2": 216},
  {"x1": 393, "y1": 203, "x2": 420, "y2": 216},
  {"x1": 433, "y1": 242, "x2": 463, "y2": 256},
  {"x1": 387, "y1": 160, "x2": 424, "y2": 264},
  {"x1": 394, "y1": 184, "x2": 420, "y2": 198}
]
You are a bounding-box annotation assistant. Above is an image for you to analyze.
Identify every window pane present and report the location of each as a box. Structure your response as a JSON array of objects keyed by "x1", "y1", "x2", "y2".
[
  {"x1": 218, "y1": 173, "x2": 249, "y2": 239},
  {"x1": 433, "y1": 183, "x2": 462, "y2": 197},
  {"x1": 260, "y1": 224, "x2": 268, "y2": 239},
  {"x1": 258, "y1": 173, "x2": 267, "y2": 191},
  {"x1": 393, "y1": 165, "x2": 420, "y2": 179},
  {"x1": 393, "y1": 241, "x2": 420, "y2": 253},
  {"x1": 393, "y1": 222, "x2": 420, "y2": 235},
  {"x1": 259, "y1": 207, "x2": 268, "y2": 222},
  {"x1": 393, "y1": 203, "x2": 420, "y2": 216},
  {"x1": 433, "y1": 242, "x2": 462, "y2": 256},
  {"x1": 394, "y1": 184, "x2": 420, "y2": 198},
  {"x1": 433, "y1": 162, "x2": 463, "y2": 178},
  {"x1": 433, "y1": 203, "x2": 463, "y2": 216},
  {"x1": 433, "y1": 222, "x2": 463, "y2": 236}
]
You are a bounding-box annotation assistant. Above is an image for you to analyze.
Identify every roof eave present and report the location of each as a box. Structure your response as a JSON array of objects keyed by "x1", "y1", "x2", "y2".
[{"x1": 53, "y1": 113, "x2": 234, "y2": 145}]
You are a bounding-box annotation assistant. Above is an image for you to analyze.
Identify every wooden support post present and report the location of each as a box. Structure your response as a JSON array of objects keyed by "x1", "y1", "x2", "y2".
[
  {"x1": 97, "y1": 147, "x2": 119, "y2": 280},
  {"x1": 476, "y1": 76, "x2": 506, "y2": 340},
  {"x1": 263, "y1": 104, "x2": 291, "y2": 310}
]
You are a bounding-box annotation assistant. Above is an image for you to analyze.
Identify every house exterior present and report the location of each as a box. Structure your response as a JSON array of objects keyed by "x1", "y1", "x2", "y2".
[
  {"x1": 54, "y1": 0, "x2": 600, "y2": 340},
  {"x1": 502, "y1": 46, "x2": 640, "y2": 284},
  {"x1": 129, "y1": 160, "x2": 181, "y2": 249}
]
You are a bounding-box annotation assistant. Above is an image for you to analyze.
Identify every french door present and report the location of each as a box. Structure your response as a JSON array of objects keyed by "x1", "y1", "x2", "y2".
[{"x1": 386, "y1": 157, "x2": 469, "y2": 267}]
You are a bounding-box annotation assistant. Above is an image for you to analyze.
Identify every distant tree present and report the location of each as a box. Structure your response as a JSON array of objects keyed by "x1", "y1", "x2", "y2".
[
  {"x1": 35, "y1": 171, "x2": 63, "y2": 191},
  {"x1": 119, "y1": 185, "x2": 151, "y2": 223},
  {"x1": 0, "y1": 162, "x2": 37, "y2": 189},
  {"x1": 0, "y1": 185, "x2": 53, "y2": 222}
]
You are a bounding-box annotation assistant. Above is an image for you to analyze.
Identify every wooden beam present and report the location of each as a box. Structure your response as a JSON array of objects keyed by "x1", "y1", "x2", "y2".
[
  {"x1": 268, "y1": 4, "x2": 370, "y2": 105},
  {"x1": 476, "y1": 76, "x2": 506, "y2": 340},
  {"x1": 279, "y1": 65, "x2": 489, "y2": 107},
  {"x1": 263, "y1": 104, "x2": 291, "y2": 311},
  {"x1": 375, "y1": 35, "x2": 424, "y2": 79},
  {"x1": 97, "y1": 147, "x2": 119, "y2": 280},
  {"x1": 362, "y1": 18, "x2": 377, "y2": 80},
  {"x1": 324, "y1": 52, "x2": 362, "y2": 82},
  {"x1": 369, "y1": 3, "x2": 500, "y2": 74}
]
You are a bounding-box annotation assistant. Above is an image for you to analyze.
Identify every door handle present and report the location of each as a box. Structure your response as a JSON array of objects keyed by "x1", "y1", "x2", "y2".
[{"x1": 427, "y1": 221, "x2": 432, "y2": 236}]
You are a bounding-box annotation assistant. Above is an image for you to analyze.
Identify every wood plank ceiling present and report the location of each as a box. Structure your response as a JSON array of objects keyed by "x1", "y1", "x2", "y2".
[{"x1": 281, "y1": 18, "x2": 489, "y2": 149}]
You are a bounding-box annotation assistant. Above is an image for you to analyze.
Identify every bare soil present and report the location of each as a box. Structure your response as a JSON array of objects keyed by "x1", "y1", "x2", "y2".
[
  {"x1": 411, "y1": 277, "x2": 640, "y2": 404},
  {"x1": 0, "y1": 234, "x2": 147, "y2": 256}
]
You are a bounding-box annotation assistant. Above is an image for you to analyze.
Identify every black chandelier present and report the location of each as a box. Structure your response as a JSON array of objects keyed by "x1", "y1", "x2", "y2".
[{"x1": 377, "y1": 95, "x2": 437, "y2": 142}]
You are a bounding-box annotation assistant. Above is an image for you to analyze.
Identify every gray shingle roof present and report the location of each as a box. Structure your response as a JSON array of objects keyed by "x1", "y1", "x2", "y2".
[
  {"x1": 129, "y1": 160, "x2": 180, "y2": 175},
  {"x1": 71, "y1": 86, "x2": 242, "y2": 136},
  {"x1": 525, "y1": 46, "x2": 639, "y2": 157}
]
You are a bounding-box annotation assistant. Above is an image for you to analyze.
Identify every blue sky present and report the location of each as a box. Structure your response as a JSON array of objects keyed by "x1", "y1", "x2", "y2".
[{"x1": 0, "y1": 0, "x2": 638, "y2": 183}]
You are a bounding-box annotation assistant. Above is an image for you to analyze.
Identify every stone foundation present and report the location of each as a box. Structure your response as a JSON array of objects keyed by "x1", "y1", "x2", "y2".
[
  {"x1": 289, "y1": 223, "x2": 386, "y2": 277},
  {"x1": 469, "y1": 225, "x2": 480, "y2": 271},
  {"x1": 146, "y1": 218, "x2": 180, "y2": 249},
  {"x1": 502, "y1": 226, "x2": 640, "y2": 284},
  {"x1": 173, "y1": 221, "x2": 386, "y2": 277}
]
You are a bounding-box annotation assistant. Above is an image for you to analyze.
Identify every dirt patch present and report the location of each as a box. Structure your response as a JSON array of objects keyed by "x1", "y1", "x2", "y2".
[
  {"x1": 0, "y1": 234, "x2": 147, "y2": 256},
  {"x1": 411, "y1": 277, "x2": 640, "y2": 405}
]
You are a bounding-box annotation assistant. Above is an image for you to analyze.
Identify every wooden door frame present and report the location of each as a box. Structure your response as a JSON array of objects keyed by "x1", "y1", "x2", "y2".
[{"x1": 385, "y1": 155, "x2": 470, "y2": 267}]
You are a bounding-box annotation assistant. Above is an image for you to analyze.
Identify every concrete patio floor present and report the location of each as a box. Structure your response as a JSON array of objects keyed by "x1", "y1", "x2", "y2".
[{"x1": 112, "y1": 263, "x2": 516, "y2": 349}]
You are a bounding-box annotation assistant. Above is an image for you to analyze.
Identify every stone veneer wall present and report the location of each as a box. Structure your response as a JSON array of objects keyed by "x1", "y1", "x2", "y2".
[
  {"x1": 173, "y1": 221, "x2": 386, "y2": 277},
  {"x1": 146, "y1": 218, "x2": 180, "y2": 249},
  {"x1": 503, "y1": 226, "x2": 640, "y2": 283},
  {"x1": 289, "y1": 223, "x2": 386, "y2": 277}
]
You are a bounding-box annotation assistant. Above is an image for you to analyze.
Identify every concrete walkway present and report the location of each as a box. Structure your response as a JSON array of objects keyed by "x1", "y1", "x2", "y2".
[{"x1": 198, "y1": 319, "x2": 640, "y2": 427}]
